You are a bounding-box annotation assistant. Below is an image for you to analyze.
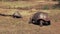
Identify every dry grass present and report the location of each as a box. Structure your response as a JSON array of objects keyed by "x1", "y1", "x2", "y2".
[
  {"x1": 0, "y1": 9, "x2": 60, "y2": 34},
  {"x1": 0, "y1": 1, "x2": 60, "y2": 34}
]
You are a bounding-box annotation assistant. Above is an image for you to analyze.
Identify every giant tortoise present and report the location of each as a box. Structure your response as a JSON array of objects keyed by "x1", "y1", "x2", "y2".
[{"x1": 29, "y1": 12, "x2": 51, "y2": 27}]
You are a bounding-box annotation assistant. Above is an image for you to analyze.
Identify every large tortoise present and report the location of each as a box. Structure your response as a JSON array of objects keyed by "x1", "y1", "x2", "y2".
[{"x1": 29, "y1": 12, "x2": 51, "y2": 27}]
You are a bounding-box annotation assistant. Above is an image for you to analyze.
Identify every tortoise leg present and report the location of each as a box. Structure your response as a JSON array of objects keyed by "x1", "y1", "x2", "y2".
[{"x1": 39, "y1": 20, "x2": 44, "y2": 27}]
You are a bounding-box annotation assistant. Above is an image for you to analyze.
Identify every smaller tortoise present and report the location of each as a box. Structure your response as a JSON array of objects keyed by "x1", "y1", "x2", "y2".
[
  {"x1": 12, "y1": 11, "x2": 22, "y2": 18},
  {"x1": 29, "y1": 12, "x2": 51, "y2": 27}
]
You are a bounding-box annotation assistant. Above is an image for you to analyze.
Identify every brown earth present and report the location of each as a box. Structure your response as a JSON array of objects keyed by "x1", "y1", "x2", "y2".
[{"x1": 0, "y1": 1, "x2": 60, "y2": 34}]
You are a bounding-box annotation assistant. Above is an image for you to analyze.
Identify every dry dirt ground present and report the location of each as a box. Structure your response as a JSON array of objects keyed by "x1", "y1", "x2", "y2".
[{"x1": 0, "y1": 1, "x2": 60, "y2": 34}]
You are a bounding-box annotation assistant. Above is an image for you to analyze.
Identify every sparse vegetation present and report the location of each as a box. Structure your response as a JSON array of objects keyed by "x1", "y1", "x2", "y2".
[
  {"x1": 43, "y1": 5, "x2": 49, "y2": 10},
  {"x1": 0, "y1": 0, "x2": 60, "y2": 34}
]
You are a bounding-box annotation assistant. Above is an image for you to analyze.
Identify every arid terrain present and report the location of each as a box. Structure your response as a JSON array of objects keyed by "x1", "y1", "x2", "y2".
[{"x1": 0, "y1": 0, "x2": 60, "y2": 34}]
